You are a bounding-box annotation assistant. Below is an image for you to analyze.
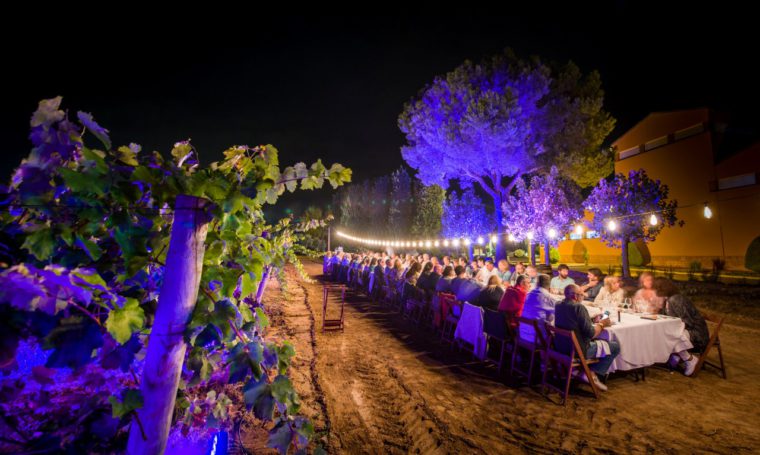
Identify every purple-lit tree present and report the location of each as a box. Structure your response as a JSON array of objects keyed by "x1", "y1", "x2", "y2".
[
  {"x1": 441, "y1": 188, "x2": 491, "y2": 258},
  {"x1": 584, "y1": 169, "x2": 682, "y2": 277},
  {"x1": 399, "y1": 49, "x2": 615, "y2": 260},
  {"x1": 503, "y1": 167, "x2": 583, "y2": 265}
]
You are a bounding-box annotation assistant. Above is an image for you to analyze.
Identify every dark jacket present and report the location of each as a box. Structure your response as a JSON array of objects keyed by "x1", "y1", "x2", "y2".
[
  {"x1": 477, "y1": 286, "x2": 504, "y2": 311},
  {"x1": 666, "y1": 294, "x2": 709, "y2": 353},
  {"x1": 584, "y1": 281, "x2": 603, "y2": 300},
  {"x1": 555, "y1": 299, "x2": 596, "y2": 355}
]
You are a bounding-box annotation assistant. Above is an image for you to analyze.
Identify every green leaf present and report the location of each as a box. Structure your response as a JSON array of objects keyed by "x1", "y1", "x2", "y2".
[
  {"x1": 276, "y1": 341, "x2": 295, "y2": 374},
  {"x1": 75, "y1": 235, "x2": 102, "y2": 261},
  {"x1": 243, "y1": 378, "x2": 274, "y2": 420},
  {"x1": 22, "y1": 227, "x2": 55, "y2": 260},
  {"x1": 271, "y1": 375, "x2": 301, "y2": 414},
  {"x1": 117, "y1": 144, "x2": 140, "y2": 166},
  {"x1": 268, "y1": 419, "x2": 296, "y2": 455},
  {"x1": 255, "y1": 307, "x2": 269, "y2": 329},
  {"x1": 59, "y1": 168, "x2": 105, "y2": 196},
  {"x1": 108, "y1": 388, "x2": 143, "y2": 418},
  {"x1": 240, "y1": 272, "x2": 257, "y2": 298},
  {"x1": 105, "y1": 298, "x2": 145, "y2": 344}
]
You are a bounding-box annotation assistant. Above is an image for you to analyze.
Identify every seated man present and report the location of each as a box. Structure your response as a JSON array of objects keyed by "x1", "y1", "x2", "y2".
[
  {"x1": 550, "y1": 264, "x2": 575, "y2": 294},
  {"x1": 455, "y1": 273, "x2": 484, "y2": 304},
  {"x1": 519, "y1": 274, "x2": 555, "y2": 343},
  {"x1": 579, "y1": 268, "x2": 604, "y2": 301},
  {"x1": 555, "y1": 284, "x2": 620, "y2": 392},
  {"x1": 509, "y1": 261, "x2": 526, "y2": 286},
  {"x1": 496, "y1": 259, "x2": 512, "y2": 284}
]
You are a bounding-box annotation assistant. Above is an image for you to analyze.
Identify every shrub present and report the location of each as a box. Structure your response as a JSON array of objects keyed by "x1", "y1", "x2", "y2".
[
  {"x1": 627, "y1": 242, "x2": 644, "y2": 267},
  {"x1": 688, "y1": 261, "x2": 701, "y2": 281},
  {"x1": 549, "y1": 247, "x2": 560, "y2": 264},
  {"x1": 745, "y1": 237, "x2": 760, "y2": 273}
]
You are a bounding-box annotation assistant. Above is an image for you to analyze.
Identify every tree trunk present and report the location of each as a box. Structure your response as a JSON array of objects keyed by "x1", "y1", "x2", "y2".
[
  {"x1": 492, "y1": 193, "x2": 506, "y2": 262},
  {"x1": 255, "y1": 265, "x2": 272, "y2": 304},
  {"x1": 529, "y1": 242, "x2": 536, "y2": 266},
  {"x1": 621, "y1": 237, "x2": 630, "y2": 278},
  {"x1": 127, "y1": 195, "x2": 214, "y2": 455},
  {"x1": 543, "y1": 240, "x2": 551, "y2": 266},
  {"x1": 467, "y1": 243, "x2": 474, "y2": 261}
]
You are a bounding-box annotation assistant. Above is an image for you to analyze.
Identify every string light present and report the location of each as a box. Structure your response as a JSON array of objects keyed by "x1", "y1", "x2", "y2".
[
  {"x1": 490, "y1": 235, "x2": 498, "y2": 244},
  {"x1": 452, "y1": 239, "x2": 460, "y2": 247},
  {"x1": 526, "y1": 232, "x2": 534, "y2": 240},
  {"x1": 464, "y1": 238, "x2": 471, "y2": 246},
  {"x1": 425, "y1": 240, "x2": 432, "y2": 248},
  {"x1": 434, "y1": 240, "x2": 440, "y2": 247},
  {"x1": 547, "y1": 228, "x2": 557, "y2": 239},
  {"x1": 649, "y1": 214, "x2": 658, "y2": 226},
  {"x1": 443, "y1": 239, "x2": 450, "y2": 247},
  {"x1": 703, "y1": 204, "x2": 713, "y2": 219},
  {"x1": 607, "y1": 220, "x2": 617, "y2": 231},
  {"x1": 476, "y1": 236, "x2": 484, "y2": 245},
  {"x1": 574, "y1": 224, "x2": 584, "y2": 235},
  {"x1": 508, "y1": 234, "x2": 516, "y2": 242}
]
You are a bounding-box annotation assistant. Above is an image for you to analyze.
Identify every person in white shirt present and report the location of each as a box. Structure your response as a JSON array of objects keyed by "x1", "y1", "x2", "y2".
[
  {"x1": 525, "y1": 265, "x2": 538, "y2": 290},
  {"x1": 519, "y1": 274, "x2": 555, "y2": 343},
  {"x1": 594, "y1": 275, "x2": 625, "y2": 306},
  {"x1": 475, "y1": 259, "x2": 498, "y2": 286}
]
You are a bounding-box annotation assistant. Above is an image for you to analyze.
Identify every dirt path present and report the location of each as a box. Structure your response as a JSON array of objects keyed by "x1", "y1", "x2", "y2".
[{"x1": 257, "y1": 260, "x2": 760, "y2": 454}]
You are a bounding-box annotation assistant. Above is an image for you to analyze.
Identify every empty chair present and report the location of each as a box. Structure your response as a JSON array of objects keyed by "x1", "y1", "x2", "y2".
[
  {"x1": 511, "y1": 317, "x2": 546, "y2": 386},
  {"x1": 483, "y1": 309, "x2": 514, "y2": 375},
  {"x1": 692, "y1": 313, "x2": 727, "y2": 379}
]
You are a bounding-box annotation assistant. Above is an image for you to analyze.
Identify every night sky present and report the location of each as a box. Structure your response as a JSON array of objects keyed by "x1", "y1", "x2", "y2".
[{"x1": 3, "y1": 13, "x2": 757, "y2": 218}]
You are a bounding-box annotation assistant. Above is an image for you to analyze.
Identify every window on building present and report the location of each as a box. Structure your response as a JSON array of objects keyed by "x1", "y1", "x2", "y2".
[
  {"x1": 586, "y1": 230, "x2": 599, "y2": 239},
  {"x1": 717, "y1": 173, "x2": 757, "y2": 190}
]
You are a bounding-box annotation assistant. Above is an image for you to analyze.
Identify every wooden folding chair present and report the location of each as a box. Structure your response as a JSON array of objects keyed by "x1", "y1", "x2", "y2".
[
  {"x1": 541, "y1": 324, "x2": 600, "y2": 405},
  {"x1": 483, "y1": 309, "x2": 514, "y2": 375},
  {"x1": 511, "y1": 317, "x2": 546, "y2": 385},
  {"x1": 321, "y1": 284, "x2": 346, "y2": 332},
  {"x1": 692, "y1": 313, "x2": 727, "y2": 379},
  {"x1": 441, "y1": 298, "x2": 463, "y2": 345}
]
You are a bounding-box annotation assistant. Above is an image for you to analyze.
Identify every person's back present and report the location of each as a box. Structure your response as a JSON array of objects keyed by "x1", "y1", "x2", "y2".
[
  {"x1": 435, "y1": 276, "x2": 453, "y2": 293},
  {"x1": 554, "y1": 299, "x2": 595, "y2": 355},
  {"x1": 477, "y1": 285, "x2": 504, "y2": 311},
  {"x1": 519, "y1": 274, "x2": 555, "y2": 342},
  {"x1": 456, "y1": 278, "x2": 483, "y2": 304}
]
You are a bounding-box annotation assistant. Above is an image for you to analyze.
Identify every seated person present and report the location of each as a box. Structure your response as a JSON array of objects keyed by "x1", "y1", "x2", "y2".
[
  {"x1": 654, "y1": 277, "x2": 709, "y2": 376},
  {"x1": 435, "y1": 266, "x2": 456, "y2": 293},
  {"x1": 555, "y1": 284, "x2": 620, "y2": 391},
  {"x1": 519, "y1": 274, "x2": 555, "y2": 343},
  {"x1": 550, "y1": 264, "x2": 575, "y2": 294},
  {"x1": 455, "y1": 273, "x2": 484, "y2": 304},
  {"x1": 594, "y1": 275, "x2": 625, "y2": 306},
  {"x1": 450, "y1": 265, "x2": 468, "y2": 296},
  {"x1": 498, "y1": 275, "x2": 529, "y2": 327},
  {"x1": 496, "y1": 259, "x2": 512, "y2": 284},
  {"x1": 416, "y1": 262, "x2": 435, "y2": 291},
  {"x1": 509, "y1": 262, "x2": 526, "y2": 286},
  {"x1": 579, "y1": 268, "x2": 603, "y2": 300},
  {"x1": 476, "y1": 275, "x2": 504, "y2": 311},
  {"x1": 525, "y1": 265, "x2": 538, "y2": 290},
  {"x1": 632, "y1": 271, "x2": 665, "y2": 314}
]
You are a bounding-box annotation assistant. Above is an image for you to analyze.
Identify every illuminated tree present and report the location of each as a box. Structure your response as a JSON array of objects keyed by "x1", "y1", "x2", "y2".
[
  {"x1": 503, "y1": 167, "x2": 583, "y2": 265},
  {"x1": 399, "y1": 48, "x2": 615, "y2": 259},
  {"x1": 442, "y1": 188, "x2": 491, "y2": 258},
  {"x1": 410, "y1": 184, "x2": 445, "y2": 237},
  {"x1": 584, "y1": 169, "x2": 682, "y2": 277}
]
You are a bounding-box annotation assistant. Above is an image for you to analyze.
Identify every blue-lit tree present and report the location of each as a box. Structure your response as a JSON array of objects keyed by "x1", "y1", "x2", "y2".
[
  {"x1": 503, "y1": 167, "x2": 583, "y2": 265},
  {"x1": 584, "y1": 169, "x2": 682, "y2": 277},
  {"x1": 442, "y1": 188, "x2": 491, "y2": 258},
  {"x1": 399, "y1": 49, "x2": 615, "y2": 260}
]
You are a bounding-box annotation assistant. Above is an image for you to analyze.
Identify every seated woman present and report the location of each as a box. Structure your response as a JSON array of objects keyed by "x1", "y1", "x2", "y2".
[
  {"x1": 653, "y1": 277, "x2": 709, "y2": 376},
  {"x1": 594, "y1": 275, "x2": 625, "y2": 306},
  {"x1": 579, "y1": 268, "x2": 603, "y2": 301},
  {"x1": 498, "y1": 275, "x2": 529, "y2": 327},
  {"x1": 476, "y1": 275, "x2": 504, "y2": 311},
  {"x1": 555, "y1": 285, "x2": 620, "y2": 391},
  {"x1": 632, "y1": 271, "x2": 665, "y2": 314},
  {"x1": 435, "y1": 266, "x2": 456, "y2": 293}
]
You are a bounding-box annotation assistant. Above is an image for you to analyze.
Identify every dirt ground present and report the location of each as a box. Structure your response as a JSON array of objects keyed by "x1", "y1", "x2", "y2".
[{"x1": 245, "y1": 259, "x2": 760, "y2": 454}]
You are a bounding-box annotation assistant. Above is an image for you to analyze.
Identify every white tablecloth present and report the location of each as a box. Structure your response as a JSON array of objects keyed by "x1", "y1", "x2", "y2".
[{"x1": 583, "y1": 305, "x2": 692, "y2": 372}]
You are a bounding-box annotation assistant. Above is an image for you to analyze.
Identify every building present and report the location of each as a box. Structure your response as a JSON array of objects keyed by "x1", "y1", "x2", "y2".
[{"x1": 557, "y1": 109, "x2": 760, "y2": 271}]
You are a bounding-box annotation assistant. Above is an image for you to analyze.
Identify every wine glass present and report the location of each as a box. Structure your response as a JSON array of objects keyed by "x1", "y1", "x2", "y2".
[{"x1": 623, "y1": 298, "x2": 632, "y2": 313}]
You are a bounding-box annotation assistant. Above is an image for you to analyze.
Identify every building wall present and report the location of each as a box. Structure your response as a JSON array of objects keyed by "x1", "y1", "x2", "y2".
[{"x1": 557, "y1": 109, "x2": 760, "y2": 271}]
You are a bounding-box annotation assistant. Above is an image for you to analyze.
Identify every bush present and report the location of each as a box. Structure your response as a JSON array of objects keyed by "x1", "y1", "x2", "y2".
[
  {"x1": 627, "y1": 242, "x2": 644, "y2": 267},
  {"x1": 513, "y1": 249, "x2": 526, "y2": 258},
  {"x1": 688, "y1": 261, "x2": 701, "y2": 281},
  {"x1": 745, "y1": 236, "x2": 760, "y2": 273},
  {"x1": 549, "y1": 247, "x2": 560, "y2": 264}
]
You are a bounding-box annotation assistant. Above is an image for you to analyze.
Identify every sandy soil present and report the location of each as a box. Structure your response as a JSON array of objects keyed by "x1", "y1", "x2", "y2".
[{"x1": 245, "y1": 260, "x2": 760, "y2": 454}]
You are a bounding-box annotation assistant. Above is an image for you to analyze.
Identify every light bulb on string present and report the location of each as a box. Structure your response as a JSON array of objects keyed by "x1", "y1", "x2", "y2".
[
  {"x1": 508, "y1": 234, "x2": 516, "y2": 242},
  {"x1": 526, "y1": 232, "x2": 534, "y2": 240},
  {"x1": 703, "y1": 204, "x2": 713, "y2": 219},
  {"x1": 443, "y1": 239, "x2": 450, "y2": 247},
  {"x1": 452, "y1": 239, "x2": 460, "y2": 247},
  {"x1": 607, "y1": 220, "x2": 617, "y2": 232},
  {"x1": 548, "y1": 228, "x2": 557, "y2": 239},
  {"x1": 649, "y1": 214, "x2": 658, "y2": 226},
  {"x1": 574, "y1": 225, "x2": 584, "y2": 235},
  {"x1": 490, "y1": 235, "x2": 498, "y2": 244},
  {"x1": 434, "y1": 240, "x2": 440, "y2": 247},
  {"x1": 476, "y1": 236, "x2": 484, "y2": 245},
  {"x1": 464, "y1": 238, "x2": 471, "y2": 246},
  {"x1": 425, "y1": 240, "x2": 432, "y2": 248}
]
